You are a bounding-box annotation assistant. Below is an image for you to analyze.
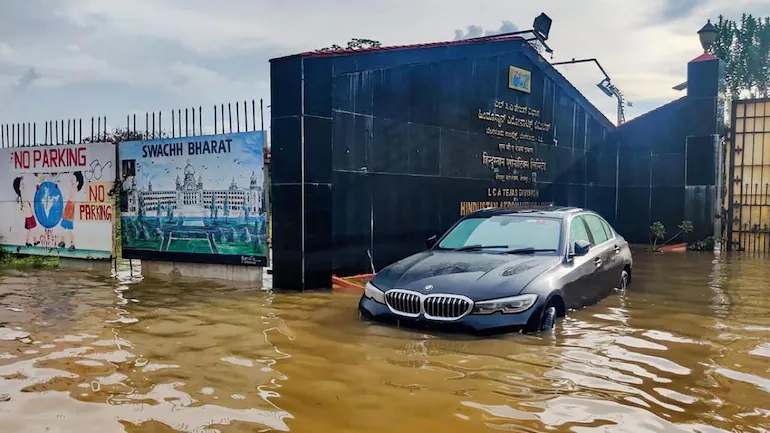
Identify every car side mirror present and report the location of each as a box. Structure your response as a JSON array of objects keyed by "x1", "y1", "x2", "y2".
[
  {"x1": 425, "y1": 235, "x2": 438, "y2": 249},
  {"x1": 571, "y1": 239, "x2": 591, "y2": 257}
]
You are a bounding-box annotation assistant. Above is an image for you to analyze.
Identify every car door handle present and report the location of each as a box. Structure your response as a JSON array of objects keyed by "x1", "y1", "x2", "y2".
[
  {"x1": 613, "y1": 245, "x2": 620, "y2": 254},
  {"x1": 594, "y1": 257, "x2": 602, "y2": 267}
]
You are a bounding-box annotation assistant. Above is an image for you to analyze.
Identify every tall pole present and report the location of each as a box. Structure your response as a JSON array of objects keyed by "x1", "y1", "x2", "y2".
[
  {"x1": 713, "y1": 134, "x2": 723, "y2": 253},
  {"x1": 260, "y1": 97, "x2": 271, "y2": 266},
  {"x1": 260, "y1": 98, "x2": 265, "y2": 132}
]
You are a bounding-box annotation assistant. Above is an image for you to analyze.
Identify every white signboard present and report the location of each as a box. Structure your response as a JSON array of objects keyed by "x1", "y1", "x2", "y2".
[{"x1": 0, "y1": 143, "x2": 116, "y2": 259}]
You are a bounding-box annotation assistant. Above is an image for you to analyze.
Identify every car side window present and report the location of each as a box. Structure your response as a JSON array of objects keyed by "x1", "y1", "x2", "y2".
[
  {"x1": 584, "y1": 215, "x2": 610, "y2": 245},
  {"x1": 568, "y1": 216, "x2": 591, "y2": 251},
  {"x1": 599, "y1": 218, "x2": 614, "y2": 240}
]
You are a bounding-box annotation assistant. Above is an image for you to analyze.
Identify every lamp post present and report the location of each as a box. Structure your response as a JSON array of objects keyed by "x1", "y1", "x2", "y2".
[
  {"x1": 597, "y1": 79, "x2": 631, "y2": 126},
  {"x1": 698, "y1": 19, "x2": 718, "y2": 53},
  {"x1": 698, "y1": 19, "x2": 724, "y2": 253},
  {"x1": 550, "y1": 58, "x2": 631, "y2": 126}
]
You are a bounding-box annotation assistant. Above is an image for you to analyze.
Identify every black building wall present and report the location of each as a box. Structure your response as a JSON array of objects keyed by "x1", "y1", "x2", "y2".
[
  {"x1": 270, "y1": 37, "x2": 617, "y2": 290},
  {"x1": 614, "y1": 54, "x2": 723, "y2": 243}
]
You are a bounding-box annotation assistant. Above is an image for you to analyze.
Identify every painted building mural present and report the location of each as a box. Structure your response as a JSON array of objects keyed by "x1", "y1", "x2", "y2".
[
  {"x1": 119, "y1": 131, "x2": 267, "y2": 266},
  {"x1": 0, "y1": 143, "x2": 116, "y2": 259}
]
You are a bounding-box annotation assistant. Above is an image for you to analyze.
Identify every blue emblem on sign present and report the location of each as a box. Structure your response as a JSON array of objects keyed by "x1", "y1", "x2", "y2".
[
  {"x1": 508, "y1": 66, "x2": 532, "y2": 93},
  {"x1": 33, "y1": 181, "x2": 64, "y2": 229}
]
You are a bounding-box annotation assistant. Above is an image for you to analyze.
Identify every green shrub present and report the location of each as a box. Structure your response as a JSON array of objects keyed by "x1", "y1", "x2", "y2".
[{"x1": 650, "y1": 221, "x2": 666, "y2": 251}]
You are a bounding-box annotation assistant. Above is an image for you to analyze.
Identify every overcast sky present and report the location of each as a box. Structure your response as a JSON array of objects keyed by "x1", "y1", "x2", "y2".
[{"x1": 1, "y1": 0, "x2": 768, "y2": 139}]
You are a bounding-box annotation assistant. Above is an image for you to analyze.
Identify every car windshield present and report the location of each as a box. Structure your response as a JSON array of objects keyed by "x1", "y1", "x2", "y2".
[{"x1": 437, "y1": 215, "x2": 561, "y2": 252}]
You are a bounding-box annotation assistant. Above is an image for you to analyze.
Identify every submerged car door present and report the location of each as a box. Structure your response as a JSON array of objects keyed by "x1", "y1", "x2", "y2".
[
  {"x1": 561, "y1": 215, "x2": 602, "y2": 310},
  {"x1": 582, "y1": 213, "x2": 616, "y2": 301},
  {"x1": 598, "y1": 215, "x2": 625, "y2": 288}
]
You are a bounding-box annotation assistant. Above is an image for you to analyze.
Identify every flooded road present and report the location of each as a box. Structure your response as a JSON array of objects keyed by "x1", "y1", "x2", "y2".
[{"x1": 1, "y1": 252, "x2": 770, "y2": 432}]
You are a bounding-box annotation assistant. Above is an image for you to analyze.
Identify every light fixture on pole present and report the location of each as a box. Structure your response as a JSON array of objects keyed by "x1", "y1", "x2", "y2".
[
  {"x1": 551, "y1": 58, "x2": 631, "y2": 125},
  {"x1": 698, "y1": 19, "x2": 718, "y2": 53},
  {"x1": 597, "y1": 79, "x2": 630, "y2": 125},
  {"x1": 671, "y1": 20, "x2": 720, "y2": 92},
  {"x1": 473, "y1": 12, "x2": 555, "y2": 55},
  {"x1": 596, "y1": 78, "x2": 613, "y2": 97}
]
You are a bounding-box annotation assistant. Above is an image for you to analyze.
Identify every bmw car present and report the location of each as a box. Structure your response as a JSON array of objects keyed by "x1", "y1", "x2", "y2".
[{"x1": 358, "y1": 206, "x2": 633, "y2": 334}]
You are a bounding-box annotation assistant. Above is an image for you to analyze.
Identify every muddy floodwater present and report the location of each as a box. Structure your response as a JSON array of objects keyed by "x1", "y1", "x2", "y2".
[{"x1": 1, "y1": 253, "x2": 770, "y2": 432}]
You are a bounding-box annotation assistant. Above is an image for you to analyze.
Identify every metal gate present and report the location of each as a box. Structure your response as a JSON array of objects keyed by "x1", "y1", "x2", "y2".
[{"x1": 727, "y1": 98, "x2": 770, "y2": 252}]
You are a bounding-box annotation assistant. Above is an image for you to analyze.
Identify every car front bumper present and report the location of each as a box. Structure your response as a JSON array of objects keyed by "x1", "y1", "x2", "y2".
[{"x1": 358, "y1": 296, "x2": 545, "y2": 334}]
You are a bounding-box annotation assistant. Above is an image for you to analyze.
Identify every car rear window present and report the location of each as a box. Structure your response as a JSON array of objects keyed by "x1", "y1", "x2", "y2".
[{"x1": 438, "y1": 215, "x2": 561, "y2": 251}]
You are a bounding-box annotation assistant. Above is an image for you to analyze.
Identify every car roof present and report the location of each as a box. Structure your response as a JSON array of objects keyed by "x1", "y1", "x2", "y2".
[{"x1": 464, "y1": 205, "x2": 588, "y2": 219}]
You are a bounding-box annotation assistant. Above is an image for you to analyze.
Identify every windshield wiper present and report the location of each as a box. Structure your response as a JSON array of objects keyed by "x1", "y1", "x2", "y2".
[
  {"x1": 453, "y1": 244, "x2": 509, "y2": 251},
  {"x1": 502, "y1": 248, "x2": 557, "y2": 254}
]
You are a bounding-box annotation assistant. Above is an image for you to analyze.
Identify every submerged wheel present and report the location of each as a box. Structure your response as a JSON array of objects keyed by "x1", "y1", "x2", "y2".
[
  {"x1": 540, "y1": 305, "x2": 557, "y2": 330},
  {"x1": 618, "y1": 270, "x2": 630, "y2": 291}
]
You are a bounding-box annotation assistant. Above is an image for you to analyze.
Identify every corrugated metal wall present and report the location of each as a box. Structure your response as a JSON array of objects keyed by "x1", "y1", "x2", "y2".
[
  {"x1": 270, "y1": 39, "x2": 618, "y2": 288},
  {"x1": 325, "y1": 45, "x2": 616, "y2": 276},
  {"x1": 271, "y1": 40, "x2": 723, "y2": 289}
]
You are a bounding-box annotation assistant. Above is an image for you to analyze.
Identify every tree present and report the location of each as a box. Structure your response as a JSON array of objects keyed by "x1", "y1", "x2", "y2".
[
  {"x1": 678, "y1": 220, "x2": 694, "y2": 244},
  {"x1": 318, "y1": 38, "x2": 382, "y2": 52},
  {"x1": 80, "y1": 127, "x2": 159, "y2": 144},
  {"x1": 650, "y1": 221, "x2": 666, "y2": 252},
  {"x1": 711, "y1": 14, "x2": 770, "y2": 99}
]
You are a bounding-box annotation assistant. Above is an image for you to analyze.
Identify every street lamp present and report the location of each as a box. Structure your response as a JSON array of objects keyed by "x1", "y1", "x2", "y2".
[
  {"x1": 550, "y1": 58, "x2": 631, "y2": 125},
  {"x1": 597, "y1": 78, "x2": 632, "y2": 125},
  {"x1": 596, "y1": 78, "x2": 614, "y2": 97},
  {"x1": 671, "y1": 20, "x2": 720, "y2": 91},
  {"x1": 698, "y1": 19, "x2": 718, "y2": 53}
]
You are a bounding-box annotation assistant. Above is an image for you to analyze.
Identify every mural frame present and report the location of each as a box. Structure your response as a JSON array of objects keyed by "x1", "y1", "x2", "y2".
[{"x1": 119, "y1": 131, "x2": 268, "y2": 267}]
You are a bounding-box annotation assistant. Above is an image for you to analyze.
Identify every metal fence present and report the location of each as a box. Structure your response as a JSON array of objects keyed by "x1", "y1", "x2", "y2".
[
  {"x1": 726, "y1": 97, "x2": 770, "y2": 252},
  {"x1": 0, "y1": 99, "x2": 267, "y2": 148}
]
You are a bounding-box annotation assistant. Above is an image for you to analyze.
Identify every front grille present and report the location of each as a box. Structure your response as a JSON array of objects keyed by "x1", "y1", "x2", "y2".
[
  {"x1": 385, "y1": 290, "x2": 421, "y2": 317},
  {"x1": 384, "y1": 290, "x2": 473, "y2": 321},
  {"x1": 423, "y1": 296, "x2": 472, "y2": 320}
]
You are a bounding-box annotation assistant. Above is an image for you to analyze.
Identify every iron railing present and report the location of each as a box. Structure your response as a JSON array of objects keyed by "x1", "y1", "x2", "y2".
[{"x1": 0, "y1": 99, "x2": 267, "y2": 148}]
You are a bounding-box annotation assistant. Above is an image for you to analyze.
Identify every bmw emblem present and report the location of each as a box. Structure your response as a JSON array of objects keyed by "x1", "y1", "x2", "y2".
[{"x1": 423, "y1": 285, "x2": 433, "y2": 291}]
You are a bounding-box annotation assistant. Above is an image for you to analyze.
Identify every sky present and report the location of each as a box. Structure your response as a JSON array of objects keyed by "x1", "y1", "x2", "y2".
[
  {"x1": 120, "y1": 131, "x2": 265, "y2": 191},
  {"x1": 1, "y1": 0, "x2": 769, "y2": 141}
]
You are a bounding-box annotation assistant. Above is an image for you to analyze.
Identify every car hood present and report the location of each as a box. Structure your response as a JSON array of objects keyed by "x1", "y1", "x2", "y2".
[{"x1": 371, "y1": 250, "x2": 560, "y2": 301}]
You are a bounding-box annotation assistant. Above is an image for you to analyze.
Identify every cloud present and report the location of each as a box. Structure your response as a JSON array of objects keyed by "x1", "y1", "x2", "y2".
[
  {"x1": 54, "y1": 0, "x2": 281, "y2": 56},
  {"x1": 0, "y1": 0, "x2": 764, "y2": 131},
  {"x1": 454, "y1": 21, "x2": 519, "y2": 40},
  {"x1": 13, "y1": 68, "x2": 41, "y2": 91},
  {"x1": 653, "y1": 0, "x2": 709, "y2": 24},
  {"x1": 0, "y1": 43, "x2": 12, "y2": 57}
]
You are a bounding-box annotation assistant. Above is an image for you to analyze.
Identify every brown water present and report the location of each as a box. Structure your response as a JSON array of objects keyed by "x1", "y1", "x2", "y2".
[{"x1": 1, "y1": 253, "x2": 769, "y2": 432}]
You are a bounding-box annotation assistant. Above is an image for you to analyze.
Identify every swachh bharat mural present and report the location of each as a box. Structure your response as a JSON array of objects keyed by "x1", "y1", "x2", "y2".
[
  {"x1": 0, "y1": 143, "x2": 117, "y2": 259},
  {"x1": 119, "y1": 131, "x2": 268, "y2": 266}
]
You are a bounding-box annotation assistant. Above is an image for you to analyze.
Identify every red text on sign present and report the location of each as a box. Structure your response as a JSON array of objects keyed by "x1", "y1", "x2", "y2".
[
  {"x1": 88, "y1": 184, "x2": 106, "y2": 203},
  {"x1": 13, "y1": 147, "x2": 87, "y2": 170},
  {"x1": 79, "y1": 204, "x2": 113, "y2": 221}
]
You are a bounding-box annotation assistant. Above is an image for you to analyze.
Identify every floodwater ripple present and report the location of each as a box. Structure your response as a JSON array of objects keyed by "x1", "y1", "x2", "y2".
[{"x1": 1, "y1": 252, "x2": 770, "y2": 432}]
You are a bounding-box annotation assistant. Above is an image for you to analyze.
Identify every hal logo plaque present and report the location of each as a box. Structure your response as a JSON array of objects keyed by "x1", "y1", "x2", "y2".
[{"x1": 508, "y1": 66, "x2": 531, "y2": 93}]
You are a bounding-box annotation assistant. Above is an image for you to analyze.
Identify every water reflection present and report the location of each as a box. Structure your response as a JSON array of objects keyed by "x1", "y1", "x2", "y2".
[{"x1": 0, "y1": 252, "x2": 770, "y2": 432}]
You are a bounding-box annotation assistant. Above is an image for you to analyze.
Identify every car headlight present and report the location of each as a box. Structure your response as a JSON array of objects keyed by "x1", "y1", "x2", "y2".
[
  {"x1": 364, "y1": 281, "x2": 385, "y2": 304},
  {"x1": 471, "y1": 294, "x2": 538, "y2": 315}
]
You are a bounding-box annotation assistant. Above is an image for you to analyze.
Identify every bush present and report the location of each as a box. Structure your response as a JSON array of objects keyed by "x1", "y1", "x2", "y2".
[
  {"x1": 650, "y1": 221, "x2": 666, "y2": 251},
  {"x1": 688, "y1": 236, "x2": 716, "y2": 251},
  {"x1": 678, "y1": 220, "x2": 694, "y2": 243}
]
